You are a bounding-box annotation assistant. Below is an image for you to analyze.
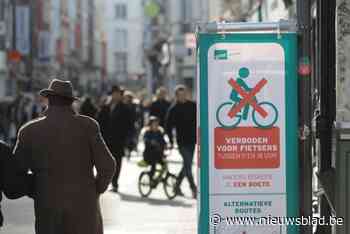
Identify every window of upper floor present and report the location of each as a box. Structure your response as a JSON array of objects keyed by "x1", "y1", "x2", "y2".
[{"x1": 115, "y1": 3, "x2": 127, "y2": 20}]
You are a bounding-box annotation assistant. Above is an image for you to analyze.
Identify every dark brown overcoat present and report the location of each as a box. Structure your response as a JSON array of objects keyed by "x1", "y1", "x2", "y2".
[{"x1": 13, "y1": 106, "x2": 116, "y2": 234}]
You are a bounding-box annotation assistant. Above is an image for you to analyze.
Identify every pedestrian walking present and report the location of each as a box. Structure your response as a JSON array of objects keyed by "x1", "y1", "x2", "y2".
[
  {"x1": 1, "y1": 140, "x2": 35, "y2": 195},
  {"x1": 0, "y1": 140, "x2": 36, "y2": 228},
  {"x1": 149, "y1": 87, "x2": 171, "y2": 128},
  {"x1": 166, "y1": 85, "x2": 197, "y2": 198},
  {"x1": 97, "y1": 85, "x2": 133, "y2": 192},
  {"x1": 123, "y1": 91, "x2": 138, "y2": 158},
  {"x1": 13, "y1": 79, "x2": 116, "y2": 234},
  {"x1": 80, "y1": 97, "x2": 98, "y2": 119}
]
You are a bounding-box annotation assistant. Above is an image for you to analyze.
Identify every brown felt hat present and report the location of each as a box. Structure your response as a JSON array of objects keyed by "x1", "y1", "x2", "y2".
[{"x1": 39, "y1": 79, "x2": 78, "y2": 100}]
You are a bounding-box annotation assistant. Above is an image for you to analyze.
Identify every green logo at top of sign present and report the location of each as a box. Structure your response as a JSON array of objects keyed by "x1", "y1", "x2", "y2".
[
  {"x1": 144, "y1": 0, "x2": 160, "y2": 18},
  {"x1": 214, "y1": 50, "x2": 228, "y2": 60}
]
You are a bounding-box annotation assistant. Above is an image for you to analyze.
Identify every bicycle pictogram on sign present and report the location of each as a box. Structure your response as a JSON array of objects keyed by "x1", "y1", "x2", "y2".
[{"x1": 216, "y1": 67, "x2": 278, "y2": 129}]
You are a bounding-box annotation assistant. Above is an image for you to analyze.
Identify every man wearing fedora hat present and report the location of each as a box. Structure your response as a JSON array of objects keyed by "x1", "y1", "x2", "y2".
[{"x1": 13, "y1": 79, "x2": 116, "y2": 234}]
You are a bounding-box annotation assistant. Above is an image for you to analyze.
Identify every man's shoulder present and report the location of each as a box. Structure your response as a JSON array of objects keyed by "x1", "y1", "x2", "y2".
[
  {"x1": 75, "y1": 114, "x2": 100, "y2": 130},
  {"x1": 186, "y1": 100, "x2": 197, "y2": 109},
  {"x1": 18, "y1": 117, "x2": 46, "y2": 134},
  {"x1": 120, "y1": 103, "x2": 133, "y2": 114}
]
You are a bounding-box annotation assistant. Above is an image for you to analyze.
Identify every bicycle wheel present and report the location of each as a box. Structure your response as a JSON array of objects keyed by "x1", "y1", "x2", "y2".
[
  {"x1": 216, "y1": 102, "x2": 241, "y2": 128},
  {"x1": 138, "y1": 172, "x2": 152, "y2": 197},
  {"x1": 252, "y1": 102, "x2": 278, "y2": 128},
  {"x1": 163, "y1": 173, "x2": 177, "y2": 200}
]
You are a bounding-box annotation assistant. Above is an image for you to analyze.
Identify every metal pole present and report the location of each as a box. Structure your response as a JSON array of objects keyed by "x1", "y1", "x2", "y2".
[
  {"x1": 12, "y1": 0, "x2": 18, "y2": 94},
  {"x1": 315, "y1": 0, "x2": 336, "y2": 233},
  {"x1": 258, "y1": 1, "x2": 263, "y2": 22},
  {"x1": 297, "y1": 0, "x2": 313, "y2": 233}
]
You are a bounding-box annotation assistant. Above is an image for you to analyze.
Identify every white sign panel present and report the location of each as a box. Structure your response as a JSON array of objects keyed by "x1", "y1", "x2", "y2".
[{"x1": 208, "y1": 43, "x2": 286, "y2": 234}]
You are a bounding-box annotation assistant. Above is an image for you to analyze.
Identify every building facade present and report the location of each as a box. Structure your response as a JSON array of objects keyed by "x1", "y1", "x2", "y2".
[
  {"x1": 242, "y1": 0, "x2": 295, "y2": 22},
  {"x1": 164, "y1": 0, "x2": 203, "y2": 97},
  {"x1": 0, "y1": 0, "x2": 7, "y2": 98},
  {"x1": 163, "y1": 0, "x2": 294, "y2": 99},
  {"x1": 105, "y1": 0, "x2": 144, "y2": 85},
  {"x1": 207, "y1": 0, "x2": 242, "y2": 21},
  {"x1": 0, "y1": 0, "x2": 106, "y2": 98},
  {"x1": 205, "y1": 0, "x2": 294, "y2": 22},
  {"x1": 337, "y1": 0, "x2": 350, "y2": 121}
]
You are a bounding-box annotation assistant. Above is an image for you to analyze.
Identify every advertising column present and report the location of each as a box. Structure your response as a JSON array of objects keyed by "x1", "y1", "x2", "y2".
[{"x1": 198, "y1": 32, "x2": 298, "y2": 234}]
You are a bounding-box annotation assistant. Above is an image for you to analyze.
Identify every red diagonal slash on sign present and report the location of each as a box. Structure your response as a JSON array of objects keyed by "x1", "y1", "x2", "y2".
[{"x1": 228, "y1": 78, "x2": 268, "y2": 118}]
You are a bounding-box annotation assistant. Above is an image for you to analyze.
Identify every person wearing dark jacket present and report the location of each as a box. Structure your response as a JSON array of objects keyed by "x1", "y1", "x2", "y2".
[
  {"x1": 97, "y1": 85, "x2": 134, "y2": 192},
  {"x1": 0, "y1": 140, "x2": 36, "y2": 228},
  {"x1": 166, "y1": 85, "x2": 197, "y2": 198},
  {"x1": 124, "y1": 91, "x2": 138, "y2": 158},
  {"x1": 149, "y1": 87, "x2": 171, "y2": 128},
  {"x1": 0, "y1": 141, "x2": 9, "y2": 227}
]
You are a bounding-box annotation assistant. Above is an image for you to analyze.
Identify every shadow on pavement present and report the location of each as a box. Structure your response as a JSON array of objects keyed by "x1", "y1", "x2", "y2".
[{"x1": 117, "y1": 192, "x2": 194, "y2": 208}]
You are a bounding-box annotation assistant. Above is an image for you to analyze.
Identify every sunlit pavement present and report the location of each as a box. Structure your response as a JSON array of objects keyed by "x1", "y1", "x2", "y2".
[{"x1": 1, "y1": 150, "x2": 197, "y2": 234}]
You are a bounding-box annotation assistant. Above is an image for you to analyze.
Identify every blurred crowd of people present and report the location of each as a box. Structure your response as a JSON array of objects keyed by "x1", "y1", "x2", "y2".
[
  {"x1": 0, "y1": 84, "x2": 197, "y2": 195},
  {"x1": 0, "y1": 80, "x2": 197, "y2": 232},
  {"x1": 0, "y1": 94, "x2": 48, "y2": 145},
  {"x1": 0, "y1": 86, "x2": 167, "y2": 148}
]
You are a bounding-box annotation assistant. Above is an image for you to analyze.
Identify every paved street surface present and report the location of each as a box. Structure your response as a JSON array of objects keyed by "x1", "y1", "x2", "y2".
[{"x1": 1, "y1": 150, "x2": 197, "y2": 234}]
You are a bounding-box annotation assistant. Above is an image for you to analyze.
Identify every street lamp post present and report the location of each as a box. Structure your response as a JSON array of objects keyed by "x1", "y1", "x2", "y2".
[
  {"x1": 297, "y1": 0, "x2": 313, "y2": 233},
  {"x1": 315, "y1": 0, "x2": 337, "y2": 233}
]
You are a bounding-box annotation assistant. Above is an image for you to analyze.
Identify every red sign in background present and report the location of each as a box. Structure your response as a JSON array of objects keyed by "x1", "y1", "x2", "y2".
[{"x1": 215, "y1": 127, "x2": 280, "y2": 169}]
